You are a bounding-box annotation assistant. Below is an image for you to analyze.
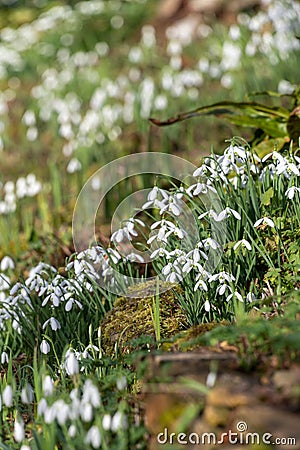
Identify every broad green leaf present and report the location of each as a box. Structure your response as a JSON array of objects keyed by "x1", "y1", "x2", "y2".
[
  {"x1": 253, "y1": 137, "x2": 288, "y2": 158},
  {"x1": 261, "y1": 187, "x2": 274, "y2": 206}
]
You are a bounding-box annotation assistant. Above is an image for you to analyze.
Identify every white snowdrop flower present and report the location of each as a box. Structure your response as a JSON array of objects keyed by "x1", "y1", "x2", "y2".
[
  {"x1": 22, "y1": 110, "x2": 36, "y2": 126},
  {"x1": 40, "y1": 340, "x2": 50, "y2": 355},
  {"x1": 204, "y1": 300, "x2": 210, "y2": 312},
  {"x1": 102, "y1": 413, "x2": 112, "y2": 430},
  {"x1": 37, "y1": 398, "x2": 48, "y2": 416},
  {"x1": 154, "y1": 94, "x2": 168, "y2": 110},
  {"x1": 150, "y1": 247, "x2": 170, "y2": 259},
  {"x1": 1, "y1": 351, "x2": 9, "y2": 364},
  {"x1": 53, "y1": 399, "x2": 69, "y2": 426},
  {"x1": 233, "y1": 239, "x2": 252, "y2": 251},
  {"x1": 107, "y1": 248, "x2": 122, "y2": 264},
  {"x1": 91, "y1": 175, "x2": 101, "y2": 191},
  {"x1": 217, "y1": 283, "x2": 231, "y2": 296},
  {"x1": 20, "y1": 446, "x2": 31, "y2": 450},
  {"x1": 226, "y1": 291, "x2": 244, "y2": 302},
  {"x1": 80, "y1": 401, "x2": 93, "y2": 422},
  {"x1": 215, "y1": 207, "x2": 241, "y2": 222},
  {"x1": 65, "y1": 349, "x2": 79, "y2": 376},
  {"x1": 194, "y1": 277, "x2": 208, "y2": 292},
  {"x1": 116, "y1": 375, "x2": 127, "y2": 391},
  {"x1": 0, "y1": 273, "x2": 10, "y2": 291},
  {"x1": 27, "y1": 127, "x2": 38, "y2": 141},
  {"x1": 285, "y1": 186, "x2": 300, "y2": 199},
  {"x1": 68, "y1": 424, "x2": 76, "y2": 438},
  {"x1": 67, "y1": 158, "x2": 82, "y2": 174},
  {"x1": 43, "y1": 375, "x2": 54, "y2": 397},
  {"x1": 198, "y1": 209, "x2": 219, "y2": 221},
  {"x1": 278, "y1": 79, "x2": 296, "y2": 95},
  {"x1": 42, "y1": 317, "x2": 61, "y2": 331},
  {"x1": 229, "y1": 24, "x2": 241, "y2": 40},
  {"x1": 14, "y1": 416, "x2": 25, "y2": 442},
  {"x1": 111, "y1": 411, "x2": 128, "y2": 432},
  {"x1": 0, "y1": 256, "x2": 14, "y2": 271},
  {"x1": 82, "y1": 380, "x2": 101, "y2": 408},
  {"x1": 254, "y1": 217, "x2": 275, "y2": 228},
  {"x1": 21, "y1": 384, "x2": 34, "y2": 404},
  {"x1": 128, "y1": 46, "x2": 143, "y2": 63},
  {"x1": 44, "y1": 404, "x2": 56, "y2": 424},
  {"x1": 85, "y1": 425, "x2": 101, "y2": 449},
  {"x1": 3, "y1": 385, "x2": 13, "y2": 407}
]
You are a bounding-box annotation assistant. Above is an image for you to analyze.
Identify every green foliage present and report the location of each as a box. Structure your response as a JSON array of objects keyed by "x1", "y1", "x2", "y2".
[{"x1": 150, "y1": 87, "x2": 300, "y2": 156}]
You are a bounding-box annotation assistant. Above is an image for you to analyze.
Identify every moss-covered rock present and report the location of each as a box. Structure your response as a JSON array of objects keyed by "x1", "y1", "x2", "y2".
[{"x1": 100, "y1": 280, "x2": 188, "y2": 356}]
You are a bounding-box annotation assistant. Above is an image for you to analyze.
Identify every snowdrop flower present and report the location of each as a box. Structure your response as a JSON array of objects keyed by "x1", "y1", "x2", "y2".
[
  {"x1": 254, "y1": 217, "x2": 275, "y2": 228},
  {"x1": 150, "y1": 247, "x2": 170, "y2": 259},
  {"x1": 215, "y1": 207, "x2": 241, "y2": 222},
  {"x1": 102, "y1": 413, "x2": 112, "y2": 430},
  {"x1": 142, "y1": 188, "x2": 169, "y2": 210},
  {"x1": 0, "y1": 256, "x2": 14, "y2": 271},
  {"x1": 43, "y1": 375, "x2": 54, "y2": 396},
  {"x1": 42, "y1": 317, "x2": 61, "y2": 331},
  {"x1": 85, "y1": 425, "x2": 101, "y2": 449},
  {"x1": 162, "y1": 262, "x2": 183, "y2": 283},
  {"x1": 186, "y1": 182, "x2": 216, "y2": 196},
  {"x1": 1, "y1": 351, "x2": 9, "y2": 364},
  {"x1": 14, "y1": 416, "x2": 25, "y2": 442},
  {"x1": 209, "y1": 271, "x2": 235, "y2": 284},
  {"x1": 20, "y1": 446, "x2": 31, "y2": 450},
  {"x1": 217, "y1": 283, "x2": 232, "y2": 296},
  {"x1": 106, "y1": 248, "x2": 121, "y2": 264},
  {"x1": 65, "y1": 349, "x2": 79, "y2": 375},
  {"x1": 233, "y1": 239, "x2": 252, "y2": 251},
  {"x1": 0, "y1": 274, "x2": 10, "y2": 290},
  {"x1": 82, "y1": 379, "x2": 101, "y2": 408},
  {"x1": 3, "y1": 384, "x2": 13, "y2": 407},
  {"x1": 226, "y1": 291, "x2": 244, "y2": 302},
  {"x1": 53, "y1": 399, "x2": 69, "y2": 426},
  {"x1": 21, "y1": 384, "x2": 34, "y2": 403},
  {"x1": 68, "y1": 424, "x2": 77, "y2": 438},
  {"x1": 159, "y1": 194, "x2": 183, "y2": 216},
  {"x1": 194, "y1": 277, "x2": 208, "y2": 292},
  {"x1": 285, "y1": 186, "x2": 300, "y2": 199},
  {"x1": 204, "y1": 299, "x2": 211, "y2": 312},
  {"x1": 37, "y1": 398, "x2": 48, "y2": 416},
  {"x1": 81, "y1": 402, "x2": 93, "y2": 422},
  {"x1": 111, "y1": 411, "x2": 128, "y2": 432},
  {"x1": 116, "y1": 375, "x2": 127, "y2": 391},
  {"x1": 67, "y1": 157, "x2": 82, "y2": 173},
  {"x1": 40, "y1": 339, "x2": 50, "y2": 355},
  {"x1": 198, "y1": 209, "x2": 219, "y2": 221}
]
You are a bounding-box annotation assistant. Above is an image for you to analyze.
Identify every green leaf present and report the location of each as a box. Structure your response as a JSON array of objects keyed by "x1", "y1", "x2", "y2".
[{"x1": 261, "y1": 187, "x2": 274, "y2": 206}]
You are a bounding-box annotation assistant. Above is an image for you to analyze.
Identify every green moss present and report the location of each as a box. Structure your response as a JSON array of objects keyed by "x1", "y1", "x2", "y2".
[{"x1": 100, "y1": 280, "x2": 188, "y2": 356}]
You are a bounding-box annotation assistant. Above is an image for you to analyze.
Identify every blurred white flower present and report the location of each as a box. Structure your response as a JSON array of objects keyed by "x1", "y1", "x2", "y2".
[
  {"x1": 67, "y1": 158, "x2": 82, "y2": 173},
  {"x1": 111, "y1": 411, "x2": 128, "y2": 432},
  {"x1": 1, "y1": 351, "x2": 9, "y2": 364},
  {"x1": 116, "y1": 375, "x2": 127, "y2": 391},
  {"x1": 21, "y1": 384, "x2": 34, "y2": 404},
  {"x1": 14, "y1": 416, "x2": 25, "y2": 442},
  {"x1": 3, "y1": 384, "x2": 13, "y2": 407},
  {"x1": 43, "y1": 375, "x2": 54, "y2": 396},
  {"x1": 102, "y1": 413, "x2": 112, "y2": 430},
  {"x1": 0, "y1": 256, "x2": 14, "y2": 271},
  {"x1": 85, "y1": 425, "x2": 101, "y2": 449},
  {"x1": 65, "y1": 349, "x2": 79, "y2": 376}
]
